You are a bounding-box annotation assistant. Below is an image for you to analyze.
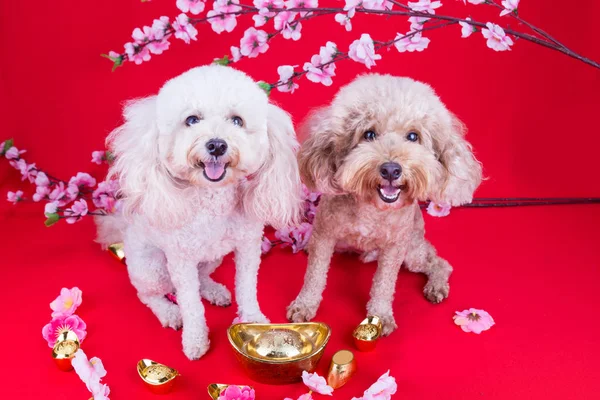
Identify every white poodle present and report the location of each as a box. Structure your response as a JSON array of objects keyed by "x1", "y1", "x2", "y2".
[{"x1": 96, "y1": 65, "x2": 302, "y2": 360}]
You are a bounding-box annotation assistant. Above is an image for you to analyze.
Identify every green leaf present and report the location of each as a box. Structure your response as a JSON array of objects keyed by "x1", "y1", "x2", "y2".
[
  {"x1": 257, "y1": 81, "x2": 272, "y2": 96},
  {"x1": 44, "y1": 213, "x2": 60, "y2": 227},
  {"x1": 101, "y1": 53, "x2": 124, "y2": 72},
  {"x1": 1, "y1": 138, "x2": 14, "y2": 155},
  {"x1": 213, "y1": 55, "x2": 231, "y2": 66},
  {"x1": 105, "y1": 151, "x2": 116, "y2": 163}
]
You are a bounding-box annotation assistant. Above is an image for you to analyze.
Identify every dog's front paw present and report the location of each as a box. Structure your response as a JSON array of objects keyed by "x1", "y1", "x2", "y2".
[
  {"x1": 380, "y1": 314, "x2": 398, "y2": 336},
  {"x1": 286, "y1": 298, "x2": 318, "y2": 322},
  {"x1": 235, "y1": 311, "x2": 270, "y2": 324},
  {"x1": 182, "y1": 327, "x2": 210, "y2": 360},
  {"x1": 158, "y1": 303, "x2": 183, "y2": 330},
  {"x1": 423, "y1": 280, "x2": 449, "y2": 304},
  {"x1": 200, "y1": 281, "x2": 232, "y2": 307}
]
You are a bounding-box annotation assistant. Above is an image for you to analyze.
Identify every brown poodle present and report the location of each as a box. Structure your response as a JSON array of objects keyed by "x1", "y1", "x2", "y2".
[{"x1": 287, "y1": 74, "x2": 482, "y2": 335}]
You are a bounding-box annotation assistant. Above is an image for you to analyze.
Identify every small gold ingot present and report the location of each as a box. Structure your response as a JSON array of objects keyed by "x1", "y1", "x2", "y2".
[
  {"x1": 52, "y1": 330, "x2": 80, "y2": 371},
  {"x1": 108, "y1": 243, "x2": 125, "y2": 263},
  {"x1": 352, "y1": 316, "x2": 382, "y2": 352},
  {"x1": 207, "y1": 384, "x2": 254, "y2": 400},
  {"x1": 228, "y1": 322, "x2": 331, "y2": 384},
  {"x1": 136, "y1": 359, "x2": 179, "y2": 394},
  {"x1": 326, "y1": 350, "x2": 357, "y2": 389}
]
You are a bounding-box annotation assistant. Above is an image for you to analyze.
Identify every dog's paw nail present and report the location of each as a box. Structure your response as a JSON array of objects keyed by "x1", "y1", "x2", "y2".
[
  {"x1": 201, "y1": 284, "x2": 232, "y2": 307},
  {"x1": 182, "y1": 334, "x2": 210, "y2": 360},
  {"x1": 380, "y1": 316, "x2": 398, "y2": 336},
  {"x1": 286, "y1": 301, "x2": 316, "y2": 322},
  {"x1": 424, "y1": 282, "x2": 449, "y2": 304}
]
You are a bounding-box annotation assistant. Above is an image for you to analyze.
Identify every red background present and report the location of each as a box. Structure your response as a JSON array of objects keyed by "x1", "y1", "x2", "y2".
[{"x1": 1, "y1": 0, "x2": 600, "y2": 399}]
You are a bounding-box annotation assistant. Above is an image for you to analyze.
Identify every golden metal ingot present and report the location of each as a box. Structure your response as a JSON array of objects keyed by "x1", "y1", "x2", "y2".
[
  {"x1": 52, "y1": 330, "x2": 80, "y2": 371},
  {"x1": 108, "y1": 243, "x2": 125, "y2": 263},
  {"x1": 227, "y1": 322, "x2": 331, "y2": 384},
  {"x1": 352, "y1": 316, "x2": 382, "y2": 352},
  {"x1": 326, "y1": 350, "x2": 357, "y2": 389},
  {"x1": 207, "y1": 384, "x2": 254, "y2": 400},
  {"x1": 136, "y1": 359, "x2": 179, "y2": 394}
]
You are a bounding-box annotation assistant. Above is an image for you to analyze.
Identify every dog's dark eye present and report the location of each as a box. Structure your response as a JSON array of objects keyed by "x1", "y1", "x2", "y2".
[
  {"x1": 363, "y1": 130, "x2": 377, "y2": 141},
  {"x1": 231, "y1": 116, "x2": 244, "y2": 127},
  {"x1": 406, "y1": 131, "x2": 419, "y2": 142},
  {"x1": 185, "y1": 115, "x2": 200, "y2": 126}
]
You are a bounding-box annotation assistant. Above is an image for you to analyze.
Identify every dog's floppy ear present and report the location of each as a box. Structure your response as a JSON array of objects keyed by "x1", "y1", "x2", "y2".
[
  {"x1": 107, "y1": 96, "x2": 189, "y2": 227},
  {"x1": 243, "y1": 104, "x2": 303, "y2": 229},
  {"x1": 434, "y1": 114, "x2": 483, "y2": 206},
  {"x1": 297, "y1": 107, "x2": 341, "y2": 195}
]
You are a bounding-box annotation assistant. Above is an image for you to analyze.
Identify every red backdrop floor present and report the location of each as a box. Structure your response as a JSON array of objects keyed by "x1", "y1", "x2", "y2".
[{"x1": 2, "y1": 0, "x2": 600, "y2": 398}]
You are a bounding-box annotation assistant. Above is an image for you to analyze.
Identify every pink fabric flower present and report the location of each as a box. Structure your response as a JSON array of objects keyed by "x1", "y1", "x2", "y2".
[
  {"x1": 207, "y1": 0, "x2": 241, "y2": 34},
  {"x1": 352, "y1": 370, "x2": 397, "y2": 400},
  {"x1": 4, "y1": 146, "x2": 26, "y2": 160},
  {"x1": 362, "y1": 0, "x2": 393, "y2": 11},
  {"x1": 15, "y1": 159, "x2": 37, "y2": 182},
  {"x1": 261, "y1": 237, "x2": 273, "y2": 254},
  {"x1": 93, "y1": 180, "x2": 119, "y2": 212},
  {"x1": 124, "y1": 42, "x2": 151, "y2": 64},
  {"x1": 151, "y1": 16, "x2": 171, "y2": 40},
  {"x1": 148, "y1": 36, "x2": 171, "y2": 55},
  {"x1": 177, "y1": 0, "x2": 206, "y2": 15},
  {"x1": 255, "y1": 0, "x2": 284, "y2": 17},
  {"x1": 285, "y1": 0, "x2": 319, "y2": 17},
  {"x1": 275, "y1": 223, "x2": 313, "y2": 253},
  {"x1": 42, "y1": 314, "x2": 87, "y2": 347},
  {"x1": 408, "y1": 15, "x2": 429, "y2": 31},
  {"x1": 344, "y1": 0, "x2": 361, "y2": 15},
  {"x1": 48, "y1": 182, "x2": 72, "y2": 206},
  {"x1": 463, "y1": 0, "x2": 486, "y2": 4},
  {"x1": 173, "y1": 13, "x2": 198, "y2": 43},
  {"x1": 239, "y1": 28, "x2": 269, "y2": 58},
  {"x1": 69, "y1": 172, "x2": 96, "y2": 188},
  {"x1": 348, "y1": 33, "x2": 381, "y2": 69},
  {"x1": 459, "y1": 18, "x2": 475, "y2": 38},
  {"x1": 252, "y1": 14, "x2": 268, "y2": 27},
  {"x1": 7, "y1": 190, "x2": 23, "y2": 204},
  {"x1": 64, "y1": 199, "x2": 88, "y2": 224},
  {"x1": 303, "y1": 54, "x2": 336, "y2": 86},
  {"x1": 500, "y1": 0, "x2": 519, "y2": 16},
  {"x1": 35, "y1": 171, "x2": 49, "y2": 186},
  {"x1": 334, "y1": 13, "x2": 352, "y2": 31},
  {"x1": 302, "y1": 371, "x2": 333, "y2": 395},
  {"x1": 217, "y1": 385, "x2": 255, "y2": 400},
  {"x1": 91, "y1": 151, "x2": 104, "y2": 165},
  {"x1": 50, "y1": 287, "x2": 82, "y2": 318},
  {"x1": 132, "y1": 26, "x2": 152, "y2": 44},
  {"x1": 454, "y1": 308, "x2": 495, "y2": 334},
  {"x1": 426, "y1": 202, "x2": 451, "y2": 217},
  {"x1": 276, "y1": 65, "x2": 299, "y2": 93},
  {"x1": 45, "y1": 202, "x2": 58, "y2": 215},
  {"x1": 230, "y1": 46, "x2": 242, "y2": 62},
  {"x1": 407, "y1": 0, "x2": 441, "y2": 14},
  {"x1": 33, "y1": 185, "x2": 51, "y2": 202},
  {"x1": 274, "y1": 11, "x2": 301, "y2": 41},
  {"x1": 72, "y1": 349, "x2": 107, "y2": 393},
  {"x1": 482, "y1": 22, "x2": 513, "y2": 51},
  {"x1": 394, "y1": 32, "x2": 430, "y2": 52},
  {"x1": 90, "y1": 381, "x2": 111, "y2": 400}
]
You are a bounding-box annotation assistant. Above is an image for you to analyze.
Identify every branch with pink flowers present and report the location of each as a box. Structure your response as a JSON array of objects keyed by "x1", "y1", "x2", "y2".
[{"x1": 104, "y1": 0, "x2": 599, "y2": 92}]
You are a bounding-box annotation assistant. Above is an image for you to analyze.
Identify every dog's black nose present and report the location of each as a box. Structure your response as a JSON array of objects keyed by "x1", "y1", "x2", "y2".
[
  {"x1": 206, "y1": 139, "x2": 228, "y2": 157},
  {"x1": 380, "y1": 162, "x2": 402, "y2": 181}
]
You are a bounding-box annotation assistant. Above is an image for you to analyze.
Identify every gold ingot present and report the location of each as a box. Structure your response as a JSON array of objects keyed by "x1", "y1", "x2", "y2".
[
  {"x1": 136, "y1": 359, "x2": 179, "y2": 394},
  {"x1": 52, "y1": 330, "x2": 80, "y2": 371},
  {"x1": 207, "y1": 384, "x2": 254, "y2": 400},
  {"x1": 108, "y1": 243, "x2": 125, "y2": 263},
  {"x1": 352, "y1": 316, "x2": 382, "y2": 352},
  {"x1": 326, "y1": 350, "x2": 357, "y2": 389},
  {"x1": 227, "y1": 322, "x2": 331, "y2": 384}
]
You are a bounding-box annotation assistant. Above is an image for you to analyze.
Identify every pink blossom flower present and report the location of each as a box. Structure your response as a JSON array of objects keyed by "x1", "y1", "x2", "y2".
[
  {"x1": 151, "y1": 16, "x2": 170, "y2": 40},
  {"x1": 90, "y1": 381, "x2": 111, "y2": 400},
  {"x1": 35, "y1": 171, "x2": 49, "y2": 186},
  {"x1": 91, "y1": 151, "x2": 104, "y2": 165},
  {"x1": 482, "y1": 22, "x2": 513, "y2": 51},
  {"x1": 252, "y1": 14, "x2": 268, "y2": 27},
  {"x1": 462, "y1": 0, "x2": 486, "y2": 4},
  {"x1": 42, "y1": 314, "x2": 87, "y2": 347},
  {"x1": 7, "y1": 190, "x2": 23, "y2": 204},
  {"x1": 426, "y1": 202, "x2": 451, "y2": 217},
  {"x1": 254, "y1": 0, "x2": 284, "y2": 17},
  {"x1": 500, "y1": 0, "x2": 519, "y2": 16},
  {"x1": 124, "y1": 42, "x2": 151, "y2": 64},
  {"x1": 274, "y1": 11, "x2": 301, "y2": 41},
  {"x1": 453, "y1": 308, "x2": 495, "y2": 334},
  {"x1": 276, "y1": 65, "x2": 299, "y2": 93},
  {"x1": 407, "y1": 0, "x2": 441, "y2": 14},
  {"x1": 303, "y1": 54, "x2": 336, "y2": 86},
  {"x1": 394, "y1": 32, "x2": 430, "y2": 52},
  {"x1": 261, "y1": 237, "x2": 273, "y2": 254},
  {"x1": 217, "y1": 385, "x2": 255, "y2": 400},
  {"x1": 93, "y1": 180, "x2": 119, "y2": 212},
  {"x1": 48, "y1": 182, "x2": 74, "y2": 206},
  {"x1": 239, "y1": 28, "x2": 269, "y2": 58},
  {"x1": 15, "y1": 159, "x2": 37, "y2": 182},
  {"x1": 348, "y1": 33, "x2": 381, "y2": 69},
  {"x1": 148, "y1": 36, "x2": 171, "y2": 55},
  {"x1": 285, "y1": 0, "x2": 319, "y2": 17},
  {"x1": 352, "y1": 370, "x2": 397, "y2": 400},
  {"x1": 5, "y1": 146, "x2": 26, "y2": 160},
  {"x1": 72, "y1": 349, "x2": 107, "y2": 393},
  {"x1": 276, "y1": 223, "x2": 313, "y2": 253},
  {"x1": 302, "y1": 184, "x2": 321, "y2": 203},
  {"x1": 302, "y1": 371, "x2": 333, "y2": 395},
  {"x1": 45, "y1": 202, "x2": 58, "y2": 215},
  {"x1": 64, "y1": 199, "x2": 88, "y2": 224},
  {"x1": 344, "y1": 0, "x2": 361, "y2": 15},
  {"x1": 459, "y1": 17, "x2": 475, "y2": 38},
  {"x1": 231, "y1": 46, "x2": 242, "y2": 62},
  {"x1": 334, "y1": 13, "x2": 352, "y2": 31},
  {"x1": 69, "y1": 172, "x2": 96, "y2": 188},
  {"x1": 408, "y1": 15, "x2": 429, "y2": 31},
  {"x1": 177, "y1": 0, "x2": 206, "y2": 15},
  {"x1": 363, "y1": 0, "x2": 394, "y2": 11},
  {"x1": 132, "y1": 26, "x2": 152, "y2": 44},
  {"x1": 207, "y1": 0, "x2": 240, "y2": 33},
  {"x1": 50, "y1": 287, "x2": 83, "y2": 318},
  {"x1": 173, "y1": 13, "x2": 198, "y2": 43},
  {"x1": 33, "y1": 185, "x2": 51, "y2": 202}
]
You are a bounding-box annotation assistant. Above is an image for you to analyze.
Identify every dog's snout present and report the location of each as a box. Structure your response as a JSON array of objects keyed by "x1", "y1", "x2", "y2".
[
  {"x1": 380, "y1": 162, "x2": 402, "y2": 181},
  {"x1": 206, "y1": 139, "x2": 228, "y2": 157}
]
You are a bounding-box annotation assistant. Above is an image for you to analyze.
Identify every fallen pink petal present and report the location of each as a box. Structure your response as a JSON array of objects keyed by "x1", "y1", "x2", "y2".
[{"x1": 454, "y1": 308, "x2": 495, "y2": 334}]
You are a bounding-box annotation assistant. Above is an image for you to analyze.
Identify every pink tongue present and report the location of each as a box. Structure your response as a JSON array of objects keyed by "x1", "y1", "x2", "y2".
[
  {"x1": 382, "y1": 184, "x2": 399, "y2": 196},
  {"x1": 204, "y1": 161, "x2": 225, "y2": 180}
]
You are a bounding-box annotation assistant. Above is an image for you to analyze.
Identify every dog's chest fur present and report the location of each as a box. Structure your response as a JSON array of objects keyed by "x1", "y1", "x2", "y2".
[{"x1": 316, "y1": 194, "x2": 417, "y2": 252}]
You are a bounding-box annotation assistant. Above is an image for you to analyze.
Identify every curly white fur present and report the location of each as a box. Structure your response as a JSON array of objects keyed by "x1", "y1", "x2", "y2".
[{"x1": 96, "y1": 65, "x2": 302, "y2": 360}]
